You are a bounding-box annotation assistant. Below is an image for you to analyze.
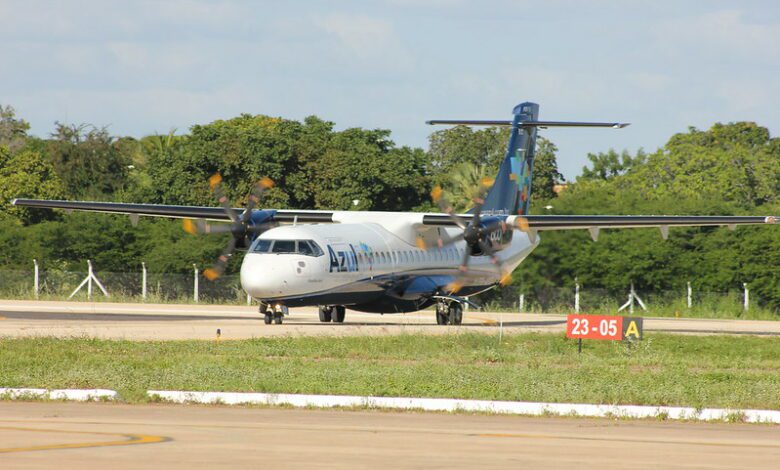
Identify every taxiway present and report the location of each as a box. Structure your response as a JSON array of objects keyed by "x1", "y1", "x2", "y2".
[
  {"x1": 0, "y1": 300, "x2": 778, "y2": 340},
  {"x1": 1, "y1": 402, "x2": 779, "y2": 469}
]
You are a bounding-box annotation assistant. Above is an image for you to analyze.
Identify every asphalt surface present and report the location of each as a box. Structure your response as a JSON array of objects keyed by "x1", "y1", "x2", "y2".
[
  {"x1": 1, "y1": 300, "x2": 779, "y2": 340},
  {"x1": 2, "y1": 402, "x2": 779, "y2": 469}
]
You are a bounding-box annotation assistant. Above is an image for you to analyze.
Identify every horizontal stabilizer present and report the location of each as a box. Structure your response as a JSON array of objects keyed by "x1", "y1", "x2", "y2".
[{"x1": 426, "y1": 120, "x2": 629, "y2": 128}]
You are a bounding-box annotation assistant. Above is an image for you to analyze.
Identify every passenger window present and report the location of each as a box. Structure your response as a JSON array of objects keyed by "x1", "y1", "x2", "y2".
[{"x1": 272, "y1": 240, "x2": 295, "y2": 253}]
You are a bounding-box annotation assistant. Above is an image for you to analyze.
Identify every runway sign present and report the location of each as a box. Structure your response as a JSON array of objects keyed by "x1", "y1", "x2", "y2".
[{"x1": 566, "y1": 314, "x2": 643, "y2": 341}]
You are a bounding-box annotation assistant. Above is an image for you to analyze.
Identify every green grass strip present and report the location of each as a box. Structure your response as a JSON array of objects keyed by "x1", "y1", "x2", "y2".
[{"x1": 1, "y1": 333, "x2": 778, "y2": 409}]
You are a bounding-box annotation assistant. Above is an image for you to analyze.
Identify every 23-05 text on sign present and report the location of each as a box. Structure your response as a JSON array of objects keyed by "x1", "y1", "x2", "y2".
[{"x1": 566, "y1": 314, "x2": 642, "y2": 341}]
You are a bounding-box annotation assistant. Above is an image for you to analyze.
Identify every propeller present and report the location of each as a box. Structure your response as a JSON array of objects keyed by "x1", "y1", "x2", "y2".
[
  {"x1": 183, "y1": 173, "x2": 276, "y2": 280},
  {"x1": 420, "y1": 179, "x2": 531, "y2": 293}
]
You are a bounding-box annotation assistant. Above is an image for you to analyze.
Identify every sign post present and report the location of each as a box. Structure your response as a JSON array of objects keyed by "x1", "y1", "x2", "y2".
[{"x1": 566, "y1": 314, "x2": 643, "y2": 351}]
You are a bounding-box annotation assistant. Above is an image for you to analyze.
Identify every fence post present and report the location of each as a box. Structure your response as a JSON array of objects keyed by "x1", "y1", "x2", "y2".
[
  {"x1": 141, "y1": 262, "x2": 148, "y2": 300},
  {"x1": 743, "y1": 283, "x2": 749, "y2": 312},
  {"x1": 519, "y1": 294, "x2": 525, "y2": 312},
  {"x1": 87, "y1": 259, "x2": 93, "y2": 300},
  {"x1": 33, "y1": 259, "x2": 39, "y2": 299},
  {"x1": 193, "y1": 264, "x2": 199, "y2": 303},
  {"x1": 246, "y1": 293, "x2": 251, "y2": 305},
  {"x1": 687, "y1": 281, "x2": 692, "y2": 309},
  {"x1": 574, "y1": 277, "x2": 580, "y2": 313},
  {"x1": 575, "y1": 277, "x2": 581, "y2": 354}
]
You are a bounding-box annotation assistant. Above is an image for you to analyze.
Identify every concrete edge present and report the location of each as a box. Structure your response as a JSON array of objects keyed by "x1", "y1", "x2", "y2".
[
  {"x1": 147, "y1": 390, "x2": 780, "y2": 424},
  {"x1": 0, "y1": 388, "x2": 117, "y2": 401}
]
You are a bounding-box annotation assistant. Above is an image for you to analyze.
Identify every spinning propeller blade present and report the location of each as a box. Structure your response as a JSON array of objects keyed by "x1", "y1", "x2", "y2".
[
  {"x1": 426, "y1": 178, "x2": 517, "y2": 294},
  {"x1": 185, "y1": 174, "x2": 276, "y2": 280}
]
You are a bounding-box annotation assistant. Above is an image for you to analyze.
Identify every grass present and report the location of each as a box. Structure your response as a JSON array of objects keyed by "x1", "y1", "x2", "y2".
[{"x1": 1, "y1": 333, "x2": 778, "y2": 410}]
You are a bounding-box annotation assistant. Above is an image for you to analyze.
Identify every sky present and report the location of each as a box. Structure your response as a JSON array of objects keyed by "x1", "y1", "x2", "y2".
[{"x1": 1, "y1": 0, "x2": 779, "y2": 179}]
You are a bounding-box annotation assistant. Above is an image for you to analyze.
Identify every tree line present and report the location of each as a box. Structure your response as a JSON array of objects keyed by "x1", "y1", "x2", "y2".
[{"x1": 1, "y1": 104, "x2": 778, "y2": 310}]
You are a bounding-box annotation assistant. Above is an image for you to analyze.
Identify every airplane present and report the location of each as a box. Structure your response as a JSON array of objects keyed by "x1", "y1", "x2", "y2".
[{"x1": 13, "y1": 102, "x2": 778, "y2": 325}]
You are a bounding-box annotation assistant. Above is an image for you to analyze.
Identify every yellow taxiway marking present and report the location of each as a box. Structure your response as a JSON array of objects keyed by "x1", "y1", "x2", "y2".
[
  {"x1": 478, "y1": 433, "x2": 780, "y2": 448},
  {"x1": 0, "y1": 426, "x2": 169, "y2": 454},
  {"x1": 469, "y1": 315, "x2": 498, "y2": 326}
]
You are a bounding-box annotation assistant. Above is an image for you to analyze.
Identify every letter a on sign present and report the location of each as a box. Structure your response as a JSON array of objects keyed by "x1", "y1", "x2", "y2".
[{"x1": 622, "y1": 317, "x2": 643, "y2": 340}]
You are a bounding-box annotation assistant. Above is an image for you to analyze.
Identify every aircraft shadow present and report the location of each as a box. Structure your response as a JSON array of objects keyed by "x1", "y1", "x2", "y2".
[{"x1": 0, "y1": 311, "x2": 261, "y2": 322}]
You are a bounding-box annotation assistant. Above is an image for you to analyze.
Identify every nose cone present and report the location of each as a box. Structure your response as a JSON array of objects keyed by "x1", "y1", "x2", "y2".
[
  {"x1": 241, "y1": 253, "x2": 286, "y2": 298},
  {"x1": 242, "y1": 252, "x2": 318, "y2": 299}
]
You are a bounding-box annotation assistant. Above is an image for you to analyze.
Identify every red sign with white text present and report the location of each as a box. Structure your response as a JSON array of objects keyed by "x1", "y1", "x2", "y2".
[{"x1": 566, "y1": 314, "x2": 623, "y2": 340}]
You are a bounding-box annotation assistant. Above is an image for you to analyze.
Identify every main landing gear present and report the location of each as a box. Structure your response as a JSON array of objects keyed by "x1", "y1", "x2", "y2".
[
  {"x1": 318, "y1": 305, "x2": 346, "y2": 323},
  {"x1": 260, "y1": 303, "x2": 287, "y2": 325},
  {"x1": 436, "y1": 300, "x2": 463, "y2": 326}
]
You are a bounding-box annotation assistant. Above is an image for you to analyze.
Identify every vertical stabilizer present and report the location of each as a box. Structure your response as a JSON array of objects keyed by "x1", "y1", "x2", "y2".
[
  {"x1": 426, "y1": 103, "x2": 628, "y2": 217},
  {"x1": 482, "y1": 102, "x2": 539, "y2": 216}
]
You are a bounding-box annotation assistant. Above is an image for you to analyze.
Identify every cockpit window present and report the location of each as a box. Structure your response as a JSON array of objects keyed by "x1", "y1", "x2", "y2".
[
  {"x1": 253, "y1": 239, "x2": 272, "y2": 253},
  {"x1": 253, "y1": 239, "x2": 324, "y2": 257},
  {"x1": 298, "y1": 240, "x2": 314, "y2": 256},
  {"x1": 272, "y1": 240, "x2": 296, "y2": 253},
  {"x1": 301, "y1": 240, "x2": 324, "y2": 257}
]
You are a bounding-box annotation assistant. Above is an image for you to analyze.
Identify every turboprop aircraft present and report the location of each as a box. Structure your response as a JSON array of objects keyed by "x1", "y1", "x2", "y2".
[{"x1": 13, "y1": 102, "x2": 778, "y2": 325}]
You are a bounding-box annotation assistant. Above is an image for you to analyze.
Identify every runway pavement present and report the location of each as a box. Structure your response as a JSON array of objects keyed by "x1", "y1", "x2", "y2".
[
  {"x1": 1, "y1": 300, "x2": 779, "y2": 340},
  {"x1": 1, "y1": 402, "x2": 778, "y2": 469}
]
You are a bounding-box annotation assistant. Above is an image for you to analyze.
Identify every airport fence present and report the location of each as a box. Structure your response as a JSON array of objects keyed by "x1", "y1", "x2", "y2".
[
  {"x1": 0, "y1": 265, "x2": 775, "y2": 319},
  {"x1": 0, "y1": 268, "x2": 246, "y2": 304}
]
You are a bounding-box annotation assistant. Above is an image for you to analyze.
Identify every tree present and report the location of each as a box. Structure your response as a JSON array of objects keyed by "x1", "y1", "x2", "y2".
[
  {"x1": 0, "y1": 105, "x2": 30, "y2": 154},
  {"x1": 617, "y1": 122, "x2": 780, "y2": 208},
  {"x1": 428, "y1": 123, "x2": 564, "y2": 209},
  {"x1": 427, "y1": 125, "x2": 509, "y2": 176},
  {"x1": 532, "y1": 138, "x2": 565, "y2": 201},
  {"x1": 46, "y1": 123, "x2": 133, "y2": 198},
  {"x1": 0, "y1": 147, "x2": 65, "y2": 224},
  {"x1": 436, "y1": 162, "x2": 489, "y2": 213},
  {"x1": 146, "y1": 115, "x2": 307, "y2": 208},
  {"x1": 579, "y1": 149, "x2": 647, "y2": 181},
  {"x1": 309, "y1": 129, "x2": 429, "y2": 211}
]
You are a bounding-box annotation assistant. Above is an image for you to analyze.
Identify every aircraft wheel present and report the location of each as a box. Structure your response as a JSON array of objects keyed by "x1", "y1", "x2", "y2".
[
  {"x1": 263, "y1": 312, "x2": 273, "y2": 324},
  {"x1": 436, "y1": 311, "x2": 447, "y2": 325},
  {"x1": 448, "y1": 303, "x2": 463, "y2": 325},
  {"x1": 273, "y1": 312, "x2": 283, "y2": 325},
  {"x1": 318, "y1": 306, "x2": 333, "y2": 323},
  {"x1": 332, "y1": 306, "x2": 346, "y2": 323}
]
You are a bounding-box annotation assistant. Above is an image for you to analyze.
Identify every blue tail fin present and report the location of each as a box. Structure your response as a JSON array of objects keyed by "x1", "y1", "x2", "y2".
[
  {"x1": 426, "y1": 102, "x2": 628, "y2": 216},
  {"x1": 482, "y1": 102, "x2": 539, "y2": 216}
]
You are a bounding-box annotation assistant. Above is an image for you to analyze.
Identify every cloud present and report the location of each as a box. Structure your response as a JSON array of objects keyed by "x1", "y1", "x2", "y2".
[
  {"x1": 716, "y1": 79, "x2": 771, "y2": 113},
  {"x1": 316, "y1": 13, "x2": 411, "y2": 68},
  {"x1": 0, "y1": 0, "x2": 254, "y2": 41},
  {"x1": 656, "y1": 9, "x2": 780, "y2": 61}
]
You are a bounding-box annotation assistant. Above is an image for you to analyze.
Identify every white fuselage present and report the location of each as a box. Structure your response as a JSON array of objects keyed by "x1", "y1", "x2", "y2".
[{"x1": 240, "y1": 211, "x2": 538, "y2": 311}]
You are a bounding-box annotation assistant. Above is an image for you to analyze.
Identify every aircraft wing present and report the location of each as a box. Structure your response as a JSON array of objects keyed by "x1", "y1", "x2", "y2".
[
  {"x1": 422, "y1": 214, "x2": 778, "y2": 240},
  {"x1": 11, "y1": 199, "x2": 778, "y2": 236},
  {"x1": 11, "y1": 199, "x2": 334, "y2": 224}
]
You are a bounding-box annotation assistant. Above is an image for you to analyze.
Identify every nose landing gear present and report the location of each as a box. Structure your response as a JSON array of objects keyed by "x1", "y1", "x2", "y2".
[{"x1": 261, "y1": 303, "x2": 287, "y2": 325}]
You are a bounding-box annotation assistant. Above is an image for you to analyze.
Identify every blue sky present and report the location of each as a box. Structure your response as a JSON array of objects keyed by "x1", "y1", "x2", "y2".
[{"x1": 2, "y1": 0, "x2": 778, "y2": 178}]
